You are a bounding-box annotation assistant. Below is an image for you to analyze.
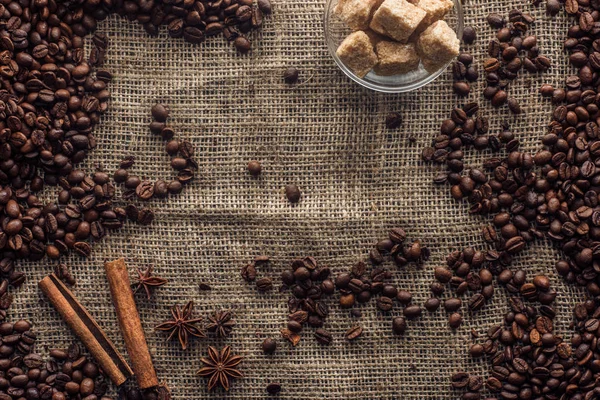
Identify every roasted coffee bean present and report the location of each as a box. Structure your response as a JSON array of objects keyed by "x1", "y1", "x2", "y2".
[
  {"x1": 386, "y1": 112, "x2": 403, "y2": 129},
  {"x1": 392, "y1": 317, "x2": 407, "y2": 335},
  {"x1": 248, "y1": 161, "x2": 262, "y2": 176},
  {"x1": 449, "y1": 313, "x2": 463, "y2": 329},
  {"x1": 266, "y1": 382, "x2": 281, "y2": 395},
  {"x1": 283, "y1": 67, "x2": 299, "y2": 84},
  {"x1": 285, "y1": 184, "x2": 301, "y2": 203},
  {"x1": 487, "y1": 13, "x2": 505, "y2": 28},
  {"x1": 376, "y1": 296, "x2": 393, "y2": 311},
  {"x1": 403, "y1": 305, "x2": 422, "y2": 319},
  {"x1": 151, "y1": 104, "x2": 169, "y2": 122},
  {"x1": 424, "y1": 298, "x2": 441, "y2": 312},
  {"x1": 345, "y1": 325, "x2": 363, "y2": 341},
  {"x1": 462, "y1": 27, "x2": 476, "y2": 44},
  {"x1": 256, "y1": 277, "x2": 273, "y2": 292},
  {"x1": 262, "y1": 338, "x2": 277, "y2": 354},
  {"x1": 314, "y1": 328, "x2": 333, "y2": 345}
]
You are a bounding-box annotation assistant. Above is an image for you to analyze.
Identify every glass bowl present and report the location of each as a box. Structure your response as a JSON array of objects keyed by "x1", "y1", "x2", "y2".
[{"x1": 323, "y1": 0, "x2": 464, "y2": 93}]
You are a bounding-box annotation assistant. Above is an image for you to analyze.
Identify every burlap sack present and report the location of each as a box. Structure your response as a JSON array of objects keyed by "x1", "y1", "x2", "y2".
[{"x1": 9, "y1": 0, "x2": 581, "y2": 398}]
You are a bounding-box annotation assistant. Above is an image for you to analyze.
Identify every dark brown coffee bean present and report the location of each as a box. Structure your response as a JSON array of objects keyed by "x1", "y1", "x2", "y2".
[
  {"x1": 424, "y1": 298, "x2": 440, "y2": 312},
  {"x1": 285, "y1": 184, "x2": 301, "y2": 203},
  {"x1": 403, "y1": 305, "x2": 422, "y2": 319},
  {"x1": 248, "y1": 161, "x2": 262, "y2": 176},
  {"x1": 487, "y1": 13, "x2": 505, "y2": 28},
  {"x1": 312, "y1": 328, "x2": 331, "y2": 345},
  {"x1": 462, "y1": 27, "x2": 476, "y2": 44},
  {"x1": 452, "y1": 372, "x2": 470, "y2": 388},
  {"x1": 449, "y1": 313, "x2": 463, "y2": 329},
  {"x1": 135, "y1": 181, "x2": 154, "y2": 200},
  {"x1": 262, "y1": 338, "x2": 277, "y2": 354},
  {"x1": 151, "y1": 104, "x2": 169, "y2": 122},
  {"x1": 266, "y1": 382, "x2": 281, "y2": 395},
  {"x1": 283, "y1": 67, "x2": 299, "y2": 84}
]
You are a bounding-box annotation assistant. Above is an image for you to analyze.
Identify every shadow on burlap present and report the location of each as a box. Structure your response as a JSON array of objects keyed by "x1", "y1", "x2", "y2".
[{"x1": 8, "y1": 0, "x2": 584, "y2": 399}]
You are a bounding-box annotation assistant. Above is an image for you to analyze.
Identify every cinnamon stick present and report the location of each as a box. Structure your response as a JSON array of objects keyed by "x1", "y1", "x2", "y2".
[
  {"x1": 39, "y1": 274, "x2": 133, "y2": 386},
  {"x1": 104, "y1": 258, "x2": 159, "y2": 389}
]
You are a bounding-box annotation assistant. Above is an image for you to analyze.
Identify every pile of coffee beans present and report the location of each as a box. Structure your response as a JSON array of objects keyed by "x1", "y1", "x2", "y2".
[
  {"x1": 368, "y1": 227, "x2": 430, "y2": 267},
  {"x1": 279, "y1": 257, "x2": 335, "y2": 345},
  {"x1": 334, "y1": 259, "x2": 422, "y2": 336},
  {"x1": 459, "y1": 296, "x2": 569, "y2": 400},
  {"x1": 334, "y1": 228, "x2": 428, "y2": 335},
  {"x1": 0, "y1": 0, "x2": 269, "y2": 309},
  {"x1": 483, "y1": 10, "x2": 550, "y2": 113},
  {"x1": 0, "y1": 319, "x2": 114, "y2": 400}
]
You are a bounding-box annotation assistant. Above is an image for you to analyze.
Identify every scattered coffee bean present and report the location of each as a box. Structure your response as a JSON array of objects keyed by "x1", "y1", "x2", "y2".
[
  {"x1": 285, "y1": 184, "x2": 301, "y2": 203},
  {"x1": 386, "y1": 112, "x2": 403, "y2": 129},
  {"x1": 262, "y1": 338, "x2": 277, "y2": 354},
  {"x1": 248, "y1": 161, "x2": 262, "y2": 177},
  {"x1": 266, "y1": 382, "x2": 282, "y2": 395},
  {"x1": 345, "y1": 325, "x2": 363, "y2": 341},
  {"x1": 462, "y1": 26, "x2": 476, "y2": 44},
  {"x1": 284, "y1": 68, "x2": 299, "y2": 84}
]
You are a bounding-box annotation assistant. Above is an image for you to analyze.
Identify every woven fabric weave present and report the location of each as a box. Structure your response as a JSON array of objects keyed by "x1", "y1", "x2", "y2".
[{"x1": 9, "y1": 1, "x2": 581, "y2": 398}]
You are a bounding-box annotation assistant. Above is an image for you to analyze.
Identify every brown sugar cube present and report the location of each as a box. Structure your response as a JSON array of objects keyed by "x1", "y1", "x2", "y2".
[
  {"x1": 416, "y1": 0, "x2": 454, "y2": 32},
  {"x1": 370, "y1": 0, "x2": 426, "y2": 42},
  {"x1": 334, "y1": 0, "x2": 384, "y2": 31},
  {"x1": 416, "y1": 20, "x2": 460, "y2": 71},
  {"x1": 336, "y1": 31, "x2": 379, "y2": 78},
  {"x1": 364, "y1": 29, "x2": 388, "y2": 47},
  {"x1": 374, "y1": 41, "x2": 420, "y2": 75}
]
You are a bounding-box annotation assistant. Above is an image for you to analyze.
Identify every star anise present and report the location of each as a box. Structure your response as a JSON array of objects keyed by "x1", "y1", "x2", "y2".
[
  {"x1": 197, "y1": 346, "x2": 243, "y2": 391},
  {"x1": 155, "y1": 301, "x2": 205, "y2": 350},
  {"x1": 206, "y1": 311, "x2": 235, "y2": 338},
  {"x1": 132, "y1": 266, "x2": 168, "y2": 299}
]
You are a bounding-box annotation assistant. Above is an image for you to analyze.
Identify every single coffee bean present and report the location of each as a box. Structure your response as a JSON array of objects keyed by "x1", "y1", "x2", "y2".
[
  {"x1": 266, "y1": 382, "x2": 281, "y2": 395},
  {"x1": 449, "y1": 313, "x2": 463, "y2": 329},
  {"x1": 248, "y1": 161, "x2": 262, "y2": 176},
  {"x1": 314, "y1": 328, "x2": 333, "y2": 345},
  {"x1": 424, "y1": 298, "x2": 441, "y2": 312},
  {"x1": 392, "y1": 317, "x2": 407, "y2": 335},
  {"x1": 285, "y1": 184, "x2": 301, "y2": 203},
  {"x1": 262, "y1": 338, "x2": 277, "y2": 354},
  {"x1": 385, "y1": 112, "x2": 402, "y2": 129},
  {"x1": 283, "y1": 67, "x2": 299, "y2": 84},
  {"x1": 151, "y1": 104, "x2": 169, "y2": 122},
  {"x1": 462, "y1": 26, "x2": 476, "y2": 44},
  {"x1": 345, "y1": 325, "x2": 363, "y2": 341},
  {"x1": 403, "y1": 305, "x2": 422, "y2": 319}
]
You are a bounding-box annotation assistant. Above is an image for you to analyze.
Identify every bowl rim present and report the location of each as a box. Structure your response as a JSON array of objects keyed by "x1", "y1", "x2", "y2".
[{"x1": 323, "y1": 0, "x2": 464, "y2": 93}]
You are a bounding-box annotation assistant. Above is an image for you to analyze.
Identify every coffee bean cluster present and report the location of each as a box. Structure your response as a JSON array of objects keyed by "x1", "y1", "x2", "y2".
[
  {"x1": 369, "y1": 227, "x2": 430, "y2": 267},
  {"x1": 483, "y1": 10, "x2": 550, "y2": 113},
  {"x1": 460, "y1": 295, "x2": 571, "y2": 400},
  {"x1": 0, "y1": 319, "x2": 115, "y2": 400},
  {"x1": 431, "y1": 248, "x2": 492, "y2": 330},
  {"x1": 0, "y1": 0, "x2": 133, "y2": 276},
  {"x1": 428, "y1": 1, "x2": 600, "y2": 295},
  {"x1": 280, "y1": 257, "x2": 335, "y2": 346},
  {"x1": 112, "y1": 104, "x2": 198, "y2": 226},
  {"x1": 337, "y1": 228, "x2": 427, "y2": 336},
  {"x1": 450, "y1": 371, "x2": 483, "y2": 400},
  {"x1": 0, "y1": 0, "x2": 270, "y2": 306},
  {"x1": 452, "y1": 52, "x2": 479, "y2": 97},
  {"x1": 86, "y1": 0, "x2": 268, "y2": 52},
  {"x1": 335, "y1": 259, "x2": 422, "y2": 337},
  {"x1": 422, "y1": 102, "x2": 503, "y2": 182}
]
